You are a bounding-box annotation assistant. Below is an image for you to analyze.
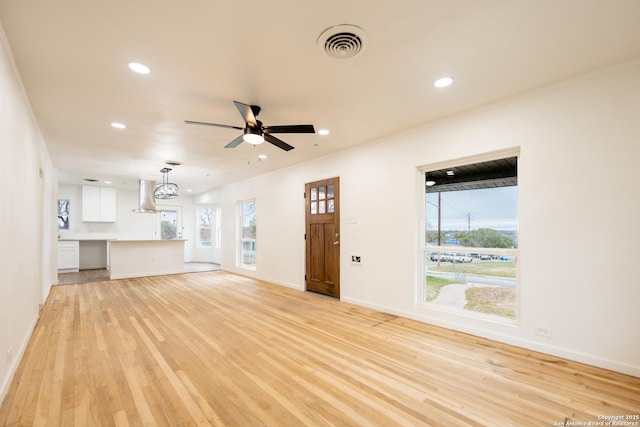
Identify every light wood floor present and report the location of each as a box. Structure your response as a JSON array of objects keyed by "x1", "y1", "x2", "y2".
[
  {"x1": 1, "y1": 272, "x2": 638, "y2": 426},
  {"x1": 57, "y1": 263, "x2": 220, "y2": 285}
]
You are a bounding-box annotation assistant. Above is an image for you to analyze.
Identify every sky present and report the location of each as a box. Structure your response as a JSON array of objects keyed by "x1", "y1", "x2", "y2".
[{"x1": 426, "y1": 186, "x2": 518, "y2": 231}]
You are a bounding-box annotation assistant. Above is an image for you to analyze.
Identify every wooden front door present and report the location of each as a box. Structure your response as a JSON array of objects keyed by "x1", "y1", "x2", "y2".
[{"x1": 305, "y1": 177, "x2": 340, "y2": 298}]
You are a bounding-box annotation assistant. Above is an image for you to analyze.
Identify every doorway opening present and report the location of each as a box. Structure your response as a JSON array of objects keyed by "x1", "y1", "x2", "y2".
[{"x1": 157, "y1": 206, "x2": 182, "y2": 240}]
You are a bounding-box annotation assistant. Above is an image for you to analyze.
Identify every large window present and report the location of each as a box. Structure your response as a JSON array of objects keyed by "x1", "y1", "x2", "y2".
[
  {"x1": 422, "y1": 155, "x2": 518, "y2": 321},
  {"x1": 239, "y1": 200, "x2": 256, "y2": 268},
  {"x1": 197, "y1": 207, "x2": 213, "y2": 247}
]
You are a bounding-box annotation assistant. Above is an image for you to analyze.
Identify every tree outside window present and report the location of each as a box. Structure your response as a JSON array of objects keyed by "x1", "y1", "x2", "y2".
[{"x1": 198, "y1": 207, "x2": 213, "y2": 248}]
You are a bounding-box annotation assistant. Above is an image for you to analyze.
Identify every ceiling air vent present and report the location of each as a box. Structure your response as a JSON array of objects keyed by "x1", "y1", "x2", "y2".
[{"x1": 318, "y1": 24, "x2": 368, "y2": 59}]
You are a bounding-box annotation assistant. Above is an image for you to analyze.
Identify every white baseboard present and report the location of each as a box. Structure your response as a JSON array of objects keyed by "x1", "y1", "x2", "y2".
[
  {"x1": 0, "y1": 312, "x2": 39, "y2": 405},
  {"x1": 342, "y1": 296, "x2": 640, "y2": 378},
  {"x1": 108, "y1": 269, "x2": 185, "y2": 280},
  {"x1": 222, "y1": 267, "x2": 305, "y2": 292}
]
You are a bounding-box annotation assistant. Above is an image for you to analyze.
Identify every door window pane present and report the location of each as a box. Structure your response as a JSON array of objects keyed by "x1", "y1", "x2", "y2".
[
  {"x1": 160, "y1": 210, "x2": 178, "y2": 239},
  {"x1": 311, "y1": 188, "x2": 317, "y2": 201}
]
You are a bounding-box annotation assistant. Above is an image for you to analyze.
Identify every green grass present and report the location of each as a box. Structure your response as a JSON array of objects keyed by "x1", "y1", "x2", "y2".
[
  {"x1": 464, "y1": 287, "x2": 516, "y2": 318},
  {"x1": 425, "y1": 275, "x2": 460, "y2": 302},
  {"x1": 428, "y1": 261, "x2": 516, "y2": 278}
]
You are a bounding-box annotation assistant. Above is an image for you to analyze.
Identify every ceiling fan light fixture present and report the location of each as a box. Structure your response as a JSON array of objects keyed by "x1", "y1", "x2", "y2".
[
  {"x1": 243, "y1": 127, "x2": 264, "y2": 145},
  {"x1": 185, "y1": 100, "x2": 312, "y2": 151}
]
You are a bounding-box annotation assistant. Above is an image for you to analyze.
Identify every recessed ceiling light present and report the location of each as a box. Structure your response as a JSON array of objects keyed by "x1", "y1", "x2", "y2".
[
  {"x1": 103, "y1": 181, "x2": 112, "y2": 184},
  {"x1": 258, "y1": 154, "x2": 268, "y2": 159},
  {"x1": 128, "y1": 62, "x2": 151, "y2": 74},
  {"x1": 318, "y1": 129, "x2": 330, "y2": 136},
  {"x1": 110, "y1": 122, "x2": 126, "y2": 129},
  {"x1": 434, "y1": 76, "x2": 454, "y2": 88}
]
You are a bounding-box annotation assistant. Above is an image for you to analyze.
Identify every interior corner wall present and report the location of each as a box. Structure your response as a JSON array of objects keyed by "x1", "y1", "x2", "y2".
[
  {"x1": 0, "y1": 21, "x2": 56, "y2": 403},
  {"x1": 201, "y1": 58, "x2": 640, "y2": 377}
]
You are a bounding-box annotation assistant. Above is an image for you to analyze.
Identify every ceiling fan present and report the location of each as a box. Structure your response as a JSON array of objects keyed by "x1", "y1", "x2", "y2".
[{"x1": 185, "y1": 100, "x2": 315, "y2": 151}]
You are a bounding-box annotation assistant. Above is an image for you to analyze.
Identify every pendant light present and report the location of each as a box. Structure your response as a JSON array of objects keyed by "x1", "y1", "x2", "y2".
[{"x1": 154, "y1": 167, "x2": 179, "y2": 199}]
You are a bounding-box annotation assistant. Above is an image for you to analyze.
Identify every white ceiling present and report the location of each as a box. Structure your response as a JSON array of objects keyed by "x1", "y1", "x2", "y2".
[{"x1": 2, "y1": 0, "x2": 640, "y2": 193}]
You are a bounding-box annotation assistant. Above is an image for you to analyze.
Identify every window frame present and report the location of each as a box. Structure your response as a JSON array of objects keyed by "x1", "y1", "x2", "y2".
[
  {"x1": 215, "y1": 206, "x2": 222, "y2": 250},
  {"x1": 417, "y1": 148, "x2": 520, "y2": 323},
  {"x1": 196, "y1": 206, "x2": 213, "y2": 248}
]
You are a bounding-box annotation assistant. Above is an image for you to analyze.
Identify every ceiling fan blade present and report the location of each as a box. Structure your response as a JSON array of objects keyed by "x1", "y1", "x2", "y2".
[
  {"x1": 264, "y1": 133, "x2": 294, "y2": 151},
  {"x1": 184, "y1": 120, "x2": 243, "y2": 130},
  {"x1": 224, "y1": 135, "x2": 245, "y2": 149},
  {"x1": 264, "y1": 124, "x2": 315, "y2": 134},
  {"x1": 233, "y1": 101, "x2": 258, "y2": 127}
]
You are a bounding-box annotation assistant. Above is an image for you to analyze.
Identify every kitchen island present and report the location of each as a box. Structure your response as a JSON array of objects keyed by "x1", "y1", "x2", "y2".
[{"x1": 109, "y1": 239, "x2": 186, "y2": 280}]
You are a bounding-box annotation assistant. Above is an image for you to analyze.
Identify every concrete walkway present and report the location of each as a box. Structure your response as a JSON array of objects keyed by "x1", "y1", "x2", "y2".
[
  {"x1": 431, "y1": 283, "x2": 499, "y2": 309},
  {"x1": 431, "y1": 284, "x2": 471, "y2": 309}
]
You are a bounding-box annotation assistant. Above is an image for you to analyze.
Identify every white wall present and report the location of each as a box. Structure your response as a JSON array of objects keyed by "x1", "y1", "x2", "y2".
[
  {"x1": 0, "y1": 23, "x2": 56, "y2": 402},
  {"x1": 198, "y1": 59, "x2": 640, "y2": 377}
]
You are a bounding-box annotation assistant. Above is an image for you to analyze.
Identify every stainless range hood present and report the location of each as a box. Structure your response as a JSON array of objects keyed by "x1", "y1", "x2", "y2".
[{"x1": 132, "y1": 179, "x2": 159, "y2": 213}]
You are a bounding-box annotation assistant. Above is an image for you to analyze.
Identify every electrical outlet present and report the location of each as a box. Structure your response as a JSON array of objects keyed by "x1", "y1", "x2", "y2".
[
  {"x1": 533, "y1": 325, "x2": 552, "y2": 338},
  {"x1": 350, "y1": 254, "x2": 362, "y2": 264}
]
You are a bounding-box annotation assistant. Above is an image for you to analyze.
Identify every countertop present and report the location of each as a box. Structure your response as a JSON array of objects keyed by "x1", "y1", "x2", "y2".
[
  {"x1": 108, "y1": 239, "x2": 187, "y2": 243},
  {"x1": 58, "y1": 238, "x2": 114, "y2": 241},
  {"x1": 59, "y1": 238, "x2": 187, "y2": 242}
]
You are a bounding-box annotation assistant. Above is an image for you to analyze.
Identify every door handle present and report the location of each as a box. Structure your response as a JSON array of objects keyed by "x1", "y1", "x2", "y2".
[{"x1": 333, "y1": 241, "x2": 340, "y2": 246}]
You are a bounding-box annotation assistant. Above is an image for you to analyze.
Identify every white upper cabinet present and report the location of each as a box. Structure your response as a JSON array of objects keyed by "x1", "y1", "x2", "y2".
[
  {"x1": 82, "y1": 185, "x2": 116, "y2": 222},
  {"x1": 98, "y1": 187, "x2": 117, "y2": 222}
]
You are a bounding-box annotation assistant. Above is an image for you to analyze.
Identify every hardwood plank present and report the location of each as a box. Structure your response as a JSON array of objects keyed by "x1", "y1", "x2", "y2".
[{"x1": 1, "y1": 271, "x2": 639, "y2": 426}]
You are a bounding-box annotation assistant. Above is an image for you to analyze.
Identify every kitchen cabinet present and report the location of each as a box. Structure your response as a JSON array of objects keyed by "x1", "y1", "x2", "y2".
[
  {"x1": 58, "y1": 240, "x2": 79, "y2": 272},
  {"x1": 82, "y1": 185, "x2": 116, "y2": 222}
]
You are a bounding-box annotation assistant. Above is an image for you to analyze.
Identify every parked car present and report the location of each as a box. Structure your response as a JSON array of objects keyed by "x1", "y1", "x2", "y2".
[
  {"x1": 453, "y1": 253, "x2": 473, "y2": 263},
  {"x1": 429, "y1": 252, "x2": 454, "y2": 262}
]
